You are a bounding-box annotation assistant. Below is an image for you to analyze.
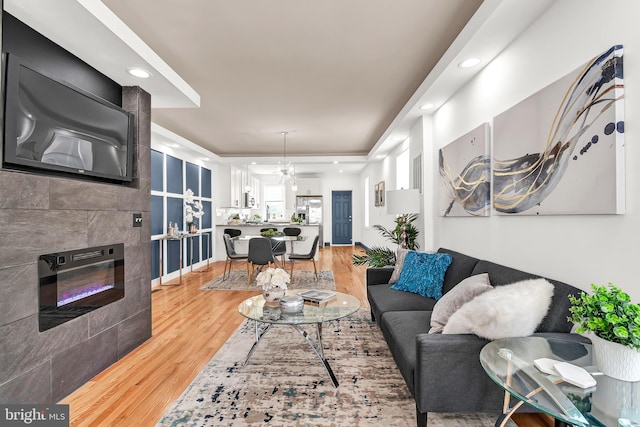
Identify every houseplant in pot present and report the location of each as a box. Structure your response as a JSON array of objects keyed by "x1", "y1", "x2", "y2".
[
  {"x1": 351, "y1": 214, "x2": 419, "y2": 267},
  {"x1": 568, "y1": 283, "x2": 640, "y2": 381}
]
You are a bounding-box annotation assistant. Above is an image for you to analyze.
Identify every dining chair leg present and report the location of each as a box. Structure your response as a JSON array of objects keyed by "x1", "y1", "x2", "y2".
[
  {"x1": 312, "y1": 259, "x2": 318, "y2": 281},
  {"x1": 223, "y1": 259, "x2": 228, "y2": 281},
  {"x1": 289, "y1": 260, "x2": 295, "y2": 281},
  {"x1": 247, "y1": 262, "x2": 252, "y2": 285}
]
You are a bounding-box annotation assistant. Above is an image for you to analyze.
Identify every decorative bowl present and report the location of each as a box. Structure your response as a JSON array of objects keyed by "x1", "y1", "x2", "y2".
[{"x1": 279, "y1": 295, "x2": 304, "y2": 314}]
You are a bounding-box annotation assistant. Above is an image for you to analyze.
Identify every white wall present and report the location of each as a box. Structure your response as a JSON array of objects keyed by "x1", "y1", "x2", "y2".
[
  {"x1": 321, "y1": 173, "x2": 361, "y2": 245},
  {"x1": 360, "y1": 138, "x2": 419, "y2": 250},
  {"x1": 430, "y1": 0, "x2": 640, "y2": 299}
]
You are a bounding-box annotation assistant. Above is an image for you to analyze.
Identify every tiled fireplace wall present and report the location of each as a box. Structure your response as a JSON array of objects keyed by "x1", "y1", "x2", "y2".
[{"x1": 0, "y1": 12, "x2": 152, "y2": 403}]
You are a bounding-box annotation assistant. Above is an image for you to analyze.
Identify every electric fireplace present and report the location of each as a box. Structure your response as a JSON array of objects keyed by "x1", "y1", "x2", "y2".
[{"x1": 38, "y1": 243, "x2": 125, "y2": 332}]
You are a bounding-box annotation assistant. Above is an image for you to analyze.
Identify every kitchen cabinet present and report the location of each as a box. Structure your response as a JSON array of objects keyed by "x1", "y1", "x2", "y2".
[
  {"x1": 231, "y1": 167, "x2": 261, "y2": 208},
  {"x1": 296, "y1": 178, "x2": 321, "y2": 195},
  {"x1": 230, "y1": 167, "x2": 243, "y2": 207}
]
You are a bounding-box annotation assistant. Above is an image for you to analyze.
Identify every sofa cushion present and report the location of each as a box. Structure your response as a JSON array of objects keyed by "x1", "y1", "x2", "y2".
[
  {"x1": 471, "y1": 260, "x2": 579, "y2": 333},
  {"x1": 392, "y1": 251, "x2": 452, "y2": 299},
  {"x1": 429, "y1": 273, "x2": 492, "y2": 334},
  {"x1": 379, "y1": 310, "x2": 432, "y2": 396},
  {"x1": 388, "y1": 247, "x2": 409, "y2": 284},
  {"x1": 368, "y1": 284, "x2": 437, "y2": 325},
  {"x1": 437, "y1": 248, "x2": 481, "y2": 294},
  {"x1": 443, "y1": 278, "x2": 554, "y2": 339}
]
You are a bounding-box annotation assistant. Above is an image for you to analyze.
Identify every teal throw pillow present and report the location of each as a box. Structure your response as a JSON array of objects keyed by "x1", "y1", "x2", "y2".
[{"x1": 391, "y1": 251, "x2": 453, "y2": 299}]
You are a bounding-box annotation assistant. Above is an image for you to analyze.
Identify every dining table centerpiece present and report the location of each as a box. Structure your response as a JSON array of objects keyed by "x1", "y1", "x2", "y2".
[{"x1": 256, "y1": 267, "x2": 290, "y2": 303}]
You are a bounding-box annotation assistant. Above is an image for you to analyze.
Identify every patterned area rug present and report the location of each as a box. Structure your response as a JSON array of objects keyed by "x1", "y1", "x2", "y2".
[
  {"x1": 157, "y1": 310, "x2": 513, "y2": 426},
  {"x1": 200, "y1": 270, "x2": 336, "y2": 291}
]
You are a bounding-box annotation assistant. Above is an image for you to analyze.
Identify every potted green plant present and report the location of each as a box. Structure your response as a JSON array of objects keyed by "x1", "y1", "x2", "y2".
[
  {"x1": 568, "y1": 283, "x2": 640, "y2": 381},
  {"x1": 351, "y1": 214, "x2": 419, "y2": 267}
]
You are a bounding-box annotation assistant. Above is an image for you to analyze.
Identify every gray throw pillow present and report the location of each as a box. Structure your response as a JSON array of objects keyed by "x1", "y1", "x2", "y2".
[
  {"x1": 388, "y1": 248, "x2": 410, "y2": 284},
  {"x1": 428, "y1": 273, "x2": 492, "y2": 334}
]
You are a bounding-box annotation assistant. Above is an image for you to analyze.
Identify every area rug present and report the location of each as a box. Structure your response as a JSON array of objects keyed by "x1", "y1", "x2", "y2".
[
  {"x1": 200, "y1": 270, "x2": 336, "y2": 291},
  {"x1": 157, "y1": 310, "x2": 513, "y2": 427}
]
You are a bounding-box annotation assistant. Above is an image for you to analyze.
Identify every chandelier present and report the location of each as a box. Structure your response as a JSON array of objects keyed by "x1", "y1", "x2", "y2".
[{"x1": 276, "y1": 131, "x2": 295, "y2": 183}]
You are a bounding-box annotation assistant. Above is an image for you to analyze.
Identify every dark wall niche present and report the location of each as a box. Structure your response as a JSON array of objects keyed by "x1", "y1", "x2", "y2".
[{"x1": 2, "y1": 12, "x2": 122, "y2": 106}]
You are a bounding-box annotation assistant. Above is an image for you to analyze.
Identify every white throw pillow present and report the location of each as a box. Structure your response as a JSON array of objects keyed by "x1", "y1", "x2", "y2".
[
  {"x1": 428, "y1": 273, "x2": 492, "y2": 334},
  {"x1": 442, "y1": 278, "x2": 554, "y2": 340}
]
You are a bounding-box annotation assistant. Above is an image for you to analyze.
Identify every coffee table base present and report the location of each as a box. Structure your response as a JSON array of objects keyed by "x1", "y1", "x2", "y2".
[{"x1": 243, "y1": 320, "x2": 340, "y2": 387}]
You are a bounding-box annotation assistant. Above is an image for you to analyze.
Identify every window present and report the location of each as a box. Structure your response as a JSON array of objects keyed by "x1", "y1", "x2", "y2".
[
  {"x1": 264, "y1": 184, "x2": 285, "y2": 221},
  {"x1": 396, "y1": 149, "x2": 409, "y2": 190}
]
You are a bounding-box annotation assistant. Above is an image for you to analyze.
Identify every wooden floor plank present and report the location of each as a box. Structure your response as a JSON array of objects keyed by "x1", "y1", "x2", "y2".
[{"x1": 60, "y1": 246, "x2": 549, "y2": 427}]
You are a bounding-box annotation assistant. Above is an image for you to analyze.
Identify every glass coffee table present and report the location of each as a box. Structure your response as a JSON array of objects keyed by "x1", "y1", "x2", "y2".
[
  {"x1": 237, "y1": 289, "x2": 360, "y2": 387},
  {"x1": 480, "y1": 336, "x2": 640, "y2": 427}
]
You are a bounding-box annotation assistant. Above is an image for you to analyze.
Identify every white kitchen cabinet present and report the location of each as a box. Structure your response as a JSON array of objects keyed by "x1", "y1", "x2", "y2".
[{"x1": 295, "y1": 178, "x2": 321, "y2": 195}]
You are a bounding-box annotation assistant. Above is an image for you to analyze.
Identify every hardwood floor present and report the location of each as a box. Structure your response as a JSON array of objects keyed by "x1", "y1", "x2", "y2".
[{"x1": 60, "y1": 246, "x2": 550, "y2": 427}]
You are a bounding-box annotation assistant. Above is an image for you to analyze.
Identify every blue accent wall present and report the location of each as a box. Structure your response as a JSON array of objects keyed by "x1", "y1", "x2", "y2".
[
  {"x1": 201, "y1": 167, "x2": 212, "y2": 198},
  {"x1": 186, "y1": 162, "x2": 199, "y2": 196},
  {"x1": 151, "y1": 195, "x2": 163, "y2": 235},
  {"x1": 167, "y1": 197, "x2": 183, "y2": 228},
  {"x1": 166, "y1": 155, "x2": 183, "y2": 194},
  {"x1": 151, "y1": 240, "x2": 160, "y2": 280},
  {"x1": 186, "y1": 235, "x2": 201, "y2": 265},
  {"x1": 151, "y1": 149, "x2": 164, "y2": 192},
  {"x1": 202, "y1": 201, "x2": 212, "y2": 228},
  {"x1": 150, "y1": 154, "x2": 213, "y2": 282}
]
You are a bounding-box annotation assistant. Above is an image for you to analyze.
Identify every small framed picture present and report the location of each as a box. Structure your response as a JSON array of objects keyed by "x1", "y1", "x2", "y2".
[
  {"x1": 374, "y1": 183, "x2": 380, "y2": 207},
  {"x1": 377, "y1": 181, "x2": 385, "y2": 206}
]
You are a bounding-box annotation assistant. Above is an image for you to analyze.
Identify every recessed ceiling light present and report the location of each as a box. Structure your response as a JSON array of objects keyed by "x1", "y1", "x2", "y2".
[
  {"x1": 376, "y1": 154, "x2": 385, "y2": 159},
  {"x1": 201, "y1": 157, "x2": 210, "y2": 161},
  {"x1": 169, "y1": 143, "x2": 179, "y2": 148},
  {"x1": 251, "y1": 161, "x2": 257, "y2": 165},
  {"x1": 127, "y1": 67, "x2": 152, "y2": 78},
  {"x1": 458, "y1": 58, "x2": 481, "y2": 69},
  {"x1": 339, "y1": 170, "x2": 343, "y2": 173},
  {"x1": 333, "y1": 161, "x2": 339, "y2": 164},
  {"x1": 419, "y1": 103, "x2": 434, "y2": 110}
]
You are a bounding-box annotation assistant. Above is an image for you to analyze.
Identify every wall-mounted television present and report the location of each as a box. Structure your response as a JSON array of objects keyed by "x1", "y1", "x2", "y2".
[{"x1": 2, "y1": 53, "x2": 134, "y2": 182}]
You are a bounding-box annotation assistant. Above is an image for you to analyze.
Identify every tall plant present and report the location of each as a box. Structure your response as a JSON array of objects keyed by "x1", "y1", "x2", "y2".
[{"x1": 352, "y1": 214, "x2": 419, "y2": 267}]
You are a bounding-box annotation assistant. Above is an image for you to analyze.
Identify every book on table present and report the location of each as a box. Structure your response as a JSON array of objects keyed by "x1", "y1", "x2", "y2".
[{"x1": 298, "y1": 290, "x2": 336, "y2": 303}]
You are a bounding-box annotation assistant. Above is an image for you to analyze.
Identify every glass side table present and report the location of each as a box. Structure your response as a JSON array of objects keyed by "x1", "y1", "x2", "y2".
[{"x1": 480, "y1": 336, "x2": 640, "y2": 427}]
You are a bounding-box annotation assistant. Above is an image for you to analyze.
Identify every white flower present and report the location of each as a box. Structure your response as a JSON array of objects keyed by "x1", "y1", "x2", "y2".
[
  {"x1": 184, "y1": 188, "x2": 195, "y2": 204},
  {"x1": 184, "y1": 188, "x2": 205, "y2": 225},
  {"x1": 256, "y1": 268, "x2": 290, "y2": 290}
]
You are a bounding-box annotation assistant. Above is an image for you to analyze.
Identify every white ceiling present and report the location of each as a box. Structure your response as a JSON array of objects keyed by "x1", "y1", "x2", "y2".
[
  {"x1": 5, "y1": 0, "x2": 554, "y2": 175},
  {"x1": 100, "y1": 0, "x2": 483, "y2": 159}
]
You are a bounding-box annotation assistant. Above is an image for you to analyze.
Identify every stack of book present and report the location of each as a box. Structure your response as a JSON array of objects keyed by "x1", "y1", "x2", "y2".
[{"x1": 298, "y1": 290, "x2": 336, "y2": 304}]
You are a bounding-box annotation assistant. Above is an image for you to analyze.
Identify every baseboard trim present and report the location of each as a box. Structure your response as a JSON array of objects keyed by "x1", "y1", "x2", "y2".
[{"x1": 355, "y1": 242, "x2": 370, "y2": 251}]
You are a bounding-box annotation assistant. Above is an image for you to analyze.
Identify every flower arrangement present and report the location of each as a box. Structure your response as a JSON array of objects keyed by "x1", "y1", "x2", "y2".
[
  {"x1": 568, "y1": 283, "x2": 640, "y2": 350},
  {"x1": 256, "y1": 268, "x2": 290, "y2": 291},
  {"x1": 184, "y1": 188, "x2": 204, "y2": 229}
]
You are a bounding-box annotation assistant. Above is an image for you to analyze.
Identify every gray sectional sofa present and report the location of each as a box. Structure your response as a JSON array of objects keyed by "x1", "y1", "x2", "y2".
[{"x1": 366, "y1": 248, "x2": 586, "y2": 426}]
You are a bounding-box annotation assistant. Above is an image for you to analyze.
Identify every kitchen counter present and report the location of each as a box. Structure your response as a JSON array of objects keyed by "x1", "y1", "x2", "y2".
[
  {"x1": 216, "y1": 222, "x2": 315, "y2": 227},
  {"x1": 215, "y1": 223, "x2": 320, "y2": 262}
]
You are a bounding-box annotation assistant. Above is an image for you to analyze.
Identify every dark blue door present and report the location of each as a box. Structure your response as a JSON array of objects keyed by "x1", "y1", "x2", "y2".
[{"x1": 332, "y1": 191, "x2": 352, "y2": 245}]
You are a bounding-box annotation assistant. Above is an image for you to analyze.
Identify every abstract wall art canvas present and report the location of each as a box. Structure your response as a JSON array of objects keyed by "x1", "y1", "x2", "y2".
[
  {"x1": 492, "y1": 45, "x2": 625, "y2": 215},
  {"x1": 438, "y1": 123, "x2": 491, "y2": 217}
]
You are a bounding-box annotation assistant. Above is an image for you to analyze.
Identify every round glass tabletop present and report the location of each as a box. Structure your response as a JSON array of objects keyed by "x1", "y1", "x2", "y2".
[
  {"x1": 480, "y1": 336, "x2": 640, "y2": 427},
  {"x1": 238, "y1": 289, "x2": 360, "y2": 325}
]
